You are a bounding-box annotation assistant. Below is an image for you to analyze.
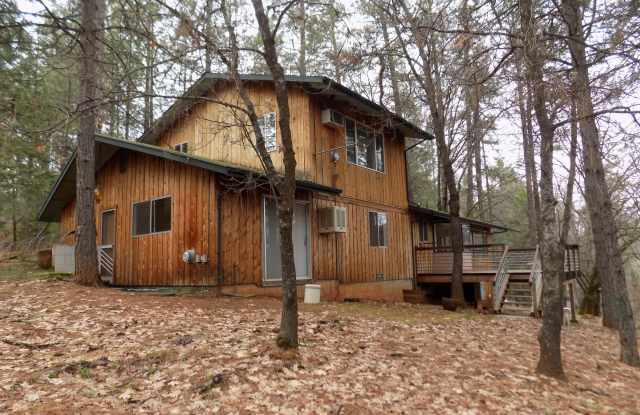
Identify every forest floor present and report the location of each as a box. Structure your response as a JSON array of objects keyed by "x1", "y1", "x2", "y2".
[{"x1": 1, "y1": 263, "x2": 639, "y2": 414}]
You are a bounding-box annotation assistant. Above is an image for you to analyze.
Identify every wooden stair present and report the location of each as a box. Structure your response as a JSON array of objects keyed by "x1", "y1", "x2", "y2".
[{"x1": 501, "y1": 281, "x2": 532, "y2": 316}]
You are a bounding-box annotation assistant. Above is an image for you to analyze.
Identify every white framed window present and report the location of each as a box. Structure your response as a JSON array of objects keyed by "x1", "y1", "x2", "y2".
[
  {"x1": 345, "y1": 116, "x2": 384, "y2": 172},
  {"x1": 369, "y1": 211, "x2": 388, "y2": 247},
  {"x1": 258, "y1": 112, "x2": 277, "y2": 152},
  {"x1": 418, "y1": 221, "x2": 429, "y2": 242},
  {"x1": 132, "y1": 196, "x2": 171, "y2": 236},
  {"x1": 174, "y1": 142, "x2": 188, "y2": 153}
]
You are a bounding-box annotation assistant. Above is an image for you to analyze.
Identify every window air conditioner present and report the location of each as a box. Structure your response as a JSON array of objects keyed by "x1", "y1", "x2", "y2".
[
  {"x1": 319, "y1": 206, "x2": 347, "y2": 233},
  {"x1": 321, "y1": 109, "x2": 344, "y2": 128}
]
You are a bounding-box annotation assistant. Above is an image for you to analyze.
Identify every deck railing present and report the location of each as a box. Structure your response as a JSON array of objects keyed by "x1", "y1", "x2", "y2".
[
  {"x1": 415, "y1": 244, "x2": 506, "y2": 275},
  {"x1": 492, "y1": 246, "x2": 511, "y2": 311},
  {"x1": 415, "y1": 244, "x2": 581, "y2": 276},
  {"x1": 529, "y1": 246, "x2": 543, "y2": 315}
]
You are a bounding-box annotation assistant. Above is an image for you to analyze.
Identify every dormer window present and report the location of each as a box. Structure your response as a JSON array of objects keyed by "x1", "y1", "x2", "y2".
[
  {"x1": 345, "y1": 117, "x2": 384, "y2": 172},
  {"x1": 258, "y1": 112, "x2": 277, "y2": 152},
  {"x1": 174, "y1": 142, "x2": 188, "y2": 153}
]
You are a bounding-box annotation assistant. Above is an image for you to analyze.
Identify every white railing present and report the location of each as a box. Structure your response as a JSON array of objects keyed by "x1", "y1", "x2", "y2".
[
  {"x1": 529, "y1": 246, "x2": 543, "y2": 316},
  {"x1": 492, "y1": 245, "x2": 510, "y2": 311},
  {"x1": 98, "y1": 245, "x2": 114, "y2": 282}
]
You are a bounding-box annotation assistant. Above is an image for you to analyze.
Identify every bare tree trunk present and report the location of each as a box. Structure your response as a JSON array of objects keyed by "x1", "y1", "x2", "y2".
[
  {"x1": 482, "y1": 143, "x2": 493, "y2": 220},
  {"x1": 473, "y1": 103, "x2": 485, "y2": 220},
  {"x1": 560, "y1": 0, "x2": 640, "y2": 365},
  {"x1": 328, "y1": 4, "x2": 341, "y2": 83},
  {"x1": 462, "y1": 0, "x2": 475, "y2": 217},
  {"x1": 465, "y1": 107, "x2": 474, "y2": 216},
  {"x1": 11, "y1": 198, "x2": 17, "y2": 245},
  {"x1": 297, "y1": 0, "x2": 306, "y2": 76},
  {"x1": 251, "y1": 0, "x2": 299, "y2": 348},
  {"x1": 560, "y1": 93, "x2": 577, "y2": 244},
  {"x1": 519, "y1": 0, "x2": 565, "y2": 379},
  {"x1": 204, "y1": 0, "x2": 214, "y2": 73},
  {"x1": 144, "y1": 16, "x2": 155, "y2": 131},
  {"x1": 75, "y1": 0, "x2": 104, "y2": 287},
  {"x1": 381, "y1": 20, "x2": 402, "y2": 115},
  {"x1": 515, "y1": 50, "x2": 540, "y2": 246}
]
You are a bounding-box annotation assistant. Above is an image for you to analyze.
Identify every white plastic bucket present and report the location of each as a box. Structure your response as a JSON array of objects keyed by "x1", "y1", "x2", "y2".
[{"x1": 304, "y1": 284, "x2": 321, "y2": 304}]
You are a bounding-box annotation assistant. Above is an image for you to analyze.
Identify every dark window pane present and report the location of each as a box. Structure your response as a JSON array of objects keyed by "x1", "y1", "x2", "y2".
[
  {"x1": 436, "y1": 223, "x2": 451, "y2": 248},
  {"x1": 369, "y1": 212, "x2": 388, "y2": 247},
  {"x1": 152, "y1": 197, "x2": 171, "y2": 233},
  {"x1": 419, "y1": 222, "x2": 428, "y2": 242},
  {"x1": 345, "y1": 118, "x2": 356, "y2": 163},
  {"x1": 174, "y1": 143, "x2": 188, "y2": 153},
  {"x1": 101, "y1": 211, "x2": 115, "y2": 245},
  {"x1": 369, "y1": 212, "x2": 378, "y2": 246},
  {"x1": 133, "y1": 201, "x2": 151, "y2": 236}
]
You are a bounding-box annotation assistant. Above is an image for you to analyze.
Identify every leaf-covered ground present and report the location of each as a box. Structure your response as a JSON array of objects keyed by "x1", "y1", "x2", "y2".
[{"x1": 1, "y1": 279, "x2": 639, "y2": 414}]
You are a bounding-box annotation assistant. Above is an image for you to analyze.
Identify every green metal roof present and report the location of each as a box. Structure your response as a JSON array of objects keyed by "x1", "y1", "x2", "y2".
[
  {"x1": 37, "y1": 134, "x2": 341, "y2": 222},
  {"x1": 408, "y1": 204, "x2": 512, "y2": 233}
]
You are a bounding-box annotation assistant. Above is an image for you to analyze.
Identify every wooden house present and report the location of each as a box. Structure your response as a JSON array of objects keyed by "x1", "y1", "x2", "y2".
[{"x1": 38, "y1": 74, "x2": 579, "y2": 308}]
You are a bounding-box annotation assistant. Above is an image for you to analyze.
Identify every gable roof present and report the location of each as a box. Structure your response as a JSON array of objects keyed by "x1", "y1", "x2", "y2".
[
  {"x1": 409, "y1": 204, "x2": 512, "y2": 233},
  {"x1": 37, "y1": 134, "x2": 341, "y2": 222},
  {"x1": 138, "y1": 73, "x2": 433, "y2": 146}
]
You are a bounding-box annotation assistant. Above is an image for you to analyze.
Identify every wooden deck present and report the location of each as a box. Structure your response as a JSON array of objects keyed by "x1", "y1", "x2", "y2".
[{"x1": 415, "y1": 244, "x2": 581, "y2": 280}]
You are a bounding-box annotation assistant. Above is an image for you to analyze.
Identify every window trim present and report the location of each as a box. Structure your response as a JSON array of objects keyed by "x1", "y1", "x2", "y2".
[
  {"x1": 131, "y1": 195, "x2": 172, "y2": 237},
  {"x1": 368, "y1": 210, "x2": 389, "y2": 248},
  {"x1": 174, "y1": 142, "x2": 188, "y2": 153},
  {"x1": 100, "y1": 208, "x2": 116, "y2": 248},
  {"x1": 258, "y1": 112, "x2": 278, "y2": 153},
  {"x1": 418, "y1": 221, "x2": 429, "y2": 243},
  {"x1": 344, "y1": 115, "x2": 385, "y2": 173}
]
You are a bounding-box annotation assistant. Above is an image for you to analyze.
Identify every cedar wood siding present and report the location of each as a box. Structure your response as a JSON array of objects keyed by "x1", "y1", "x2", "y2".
[
  {"x1": 59, "y1": 81, "x2": 413, "y2": 287},
  {"x1": 155, "y1": 81, "x2": 413, "y2": 284},
  {"x1": 60, "y1": 151, "x2": 217, "y2": 286}
]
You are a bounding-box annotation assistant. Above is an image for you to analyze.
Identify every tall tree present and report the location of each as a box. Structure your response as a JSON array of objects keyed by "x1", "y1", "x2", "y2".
[
  {"x1": 514, "y1": 49, "x2": 541, "y2": 246},
  {"x1": 387, "y1": 0, "x2": 466, "y2": 303},
  {"x1": 519, "y1": 0, "x2": 566, "y2": 378},
  {"x1": 75, "y1": 0, "x2": 105, "y2": 286},
  {"x1": 248, "y1": 0, "x2": 300, "y2": 347},
  {"x1": 559, "y1": 0, "x2": 640, "y2": 366}
]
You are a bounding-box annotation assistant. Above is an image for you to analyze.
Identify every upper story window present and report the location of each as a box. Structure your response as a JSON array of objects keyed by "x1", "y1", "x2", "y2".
[
  {"x1": 133, "y1": 196, "x2": 171, "y2": 236},
  {"x1": 369, "y1": 211, "x2": 388, "y2": 247},
  {"x1": 258, "y1": 112, "x2": 277, "y2": 152},
  {"x1": 174, "y1": 142, "x2": 188, "y2": 153},
  {"x1": 345, "y1": 117, "x2": 384, "y2": 172}
]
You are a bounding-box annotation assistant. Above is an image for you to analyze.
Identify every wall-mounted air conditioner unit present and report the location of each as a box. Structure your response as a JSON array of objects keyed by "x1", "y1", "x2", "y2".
[
  {"x1": 321, "y1": 109, "x2": 344, "y2": 128},
  {"x1": 319, "y1": 206, "x2": 347, "y2": 233}
]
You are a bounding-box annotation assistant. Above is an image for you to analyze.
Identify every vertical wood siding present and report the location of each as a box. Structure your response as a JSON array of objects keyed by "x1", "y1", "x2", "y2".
[
  {"x1": 155, "y1": 82, "x2": 410, "y2": 210},
  {"x1": 312, "y1": 195, "x2": 413, "y2": 283},
  {"x1": 59, "y1": 151, "x2": 216, "y2": 286},
  {"x1": 219, "y1": 190, "x2": 262, "y2": 286}
]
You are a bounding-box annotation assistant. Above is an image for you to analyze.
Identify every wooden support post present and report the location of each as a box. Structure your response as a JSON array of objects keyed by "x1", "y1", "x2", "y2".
[{"x1": 569, "y1": 280, "x2": 578, "y2": 323}]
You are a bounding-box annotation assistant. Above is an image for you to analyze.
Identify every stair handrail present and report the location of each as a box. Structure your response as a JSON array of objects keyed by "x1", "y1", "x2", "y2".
[
  {"x1": 492, "y1": 245, "x2": 510, "y2": 312},
  {"x1": 529, "y1": 245, "x2": 543, "y2": 315}
]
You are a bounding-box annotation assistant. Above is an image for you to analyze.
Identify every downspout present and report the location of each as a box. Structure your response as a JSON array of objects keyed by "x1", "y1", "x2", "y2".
[
  {"x1": 404, "y1": 137, "x2": 417, "y2": 290},
  {"x1": 216, "y1": 187, "x2": 223, "y2": 287}
]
